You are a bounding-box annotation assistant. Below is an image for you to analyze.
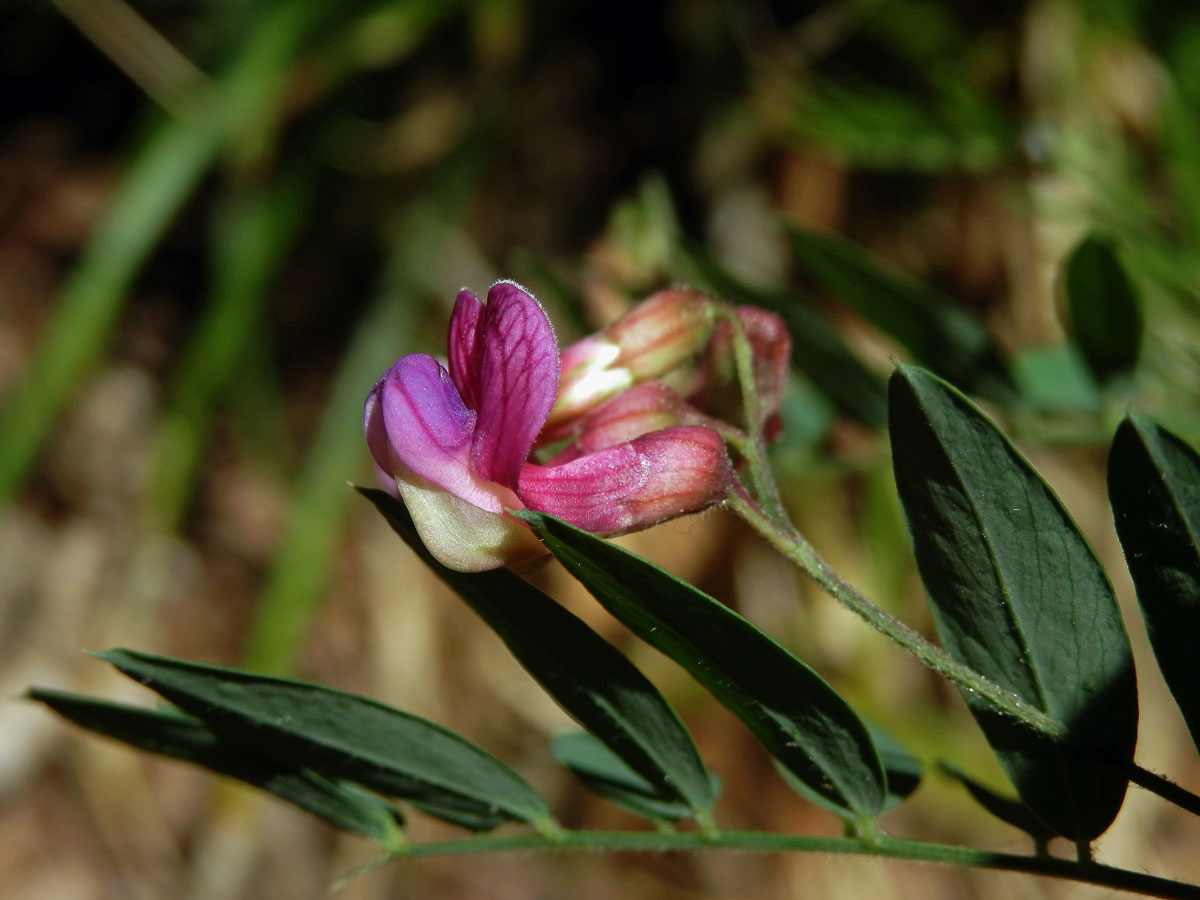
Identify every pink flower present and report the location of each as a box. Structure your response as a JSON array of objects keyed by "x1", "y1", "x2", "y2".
[{"x1": 364, "y1": 281, "x2": 733, "y2": 571}]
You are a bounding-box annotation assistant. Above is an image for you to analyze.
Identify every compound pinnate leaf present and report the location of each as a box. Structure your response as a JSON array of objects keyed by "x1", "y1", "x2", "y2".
[
  {"x1": 29, "y1": 688, "x2": 406, "y2": 847},
  {"x1": 518, "y1": 509, "x2": 886, "y2": 821},
  {"x1": 360, "y1": 486, "x2": 716, "y2": 819},
  {"x1": 95, "y1": 648, "x2": 548, "y2": 831}
]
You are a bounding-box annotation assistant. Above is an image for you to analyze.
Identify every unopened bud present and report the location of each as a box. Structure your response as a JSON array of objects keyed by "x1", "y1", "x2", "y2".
[
  {"x1": 546, "y1": 289, "x2": 718, "y2": 436},
  {"x1": 689, "y1": 306, "x2": 791, "y2": 442},
  {"x1": 549, "y1": 382, "x2": 702, "y2": 464}
]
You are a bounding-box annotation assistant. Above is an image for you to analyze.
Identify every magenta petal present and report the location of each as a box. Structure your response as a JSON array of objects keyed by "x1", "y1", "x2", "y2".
[
  {"x1": 519, "y1": 426, "x2": 732, "y2": 533},
  {"x1": 363, "y1": 375, "x2": 399, "y2": 493},
  {"x1": 471, "y1": 281, "x2": 559, "y2": 489},
  {"x1": 379, "y1": 353, "x2": 506, "y2": 512},
  {"x1": 447, "y1": 288, "x2": 484, "y2": 410},
  {"x1": 364, "y1": 374, "x2": 393, "y2": 477}
]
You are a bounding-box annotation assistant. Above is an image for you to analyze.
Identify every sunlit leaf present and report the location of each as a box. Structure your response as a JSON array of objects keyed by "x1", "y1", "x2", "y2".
[
  {"x1": 28, "y1": 688, "x2": 405, "y2": 847},
  {"x1": 95, "y1": 648, "x2": 549, "y2": 831},
  {"x1": 1109, "y1": 415, "x2": 1200, "y2": 752},
  {"x1": 360, "y1": 487, "x2": 716, "y2": 818},
  {"x1": 517, "y1": 510, "x2": 887, "y2": 822},
  {"x1": 889, "y1": 365, "x2": 1137, "y2": 839}
]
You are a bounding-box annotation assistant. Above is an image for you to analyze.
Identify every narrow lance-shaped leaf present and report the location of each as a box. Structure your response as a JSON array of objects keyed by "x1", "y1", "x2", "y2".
[
  {"x1": 1063, "y1": 234, "x2": 1143, "y2": 381},
  {"x1": 553, "y1": 731, "x2": 719, "y2": 823},
  {"x1": 1108, "y1": 415, "x2": 1200, "y2": 752},
  {"x1": 517, "y1": 510, "x2": 887, "y2": 821},
  {"x1": 938, "y1": 761, "x2": 1056, "y2": 846},
  {"x1": 95, "y1": 648, "x2": 549, "y2": 832},
  {"x1": 889, "y1": 365, "x2": 1137, "y2": 840},
  {"x1": 28, "y1": 688, "x2": 405, "y2": 847},
  {"x1": 776, "y1": 721, "x2": 921, "y2": 819},
  {"x1": 359, "y1": 486, "x2": 716, "y2": 818}
]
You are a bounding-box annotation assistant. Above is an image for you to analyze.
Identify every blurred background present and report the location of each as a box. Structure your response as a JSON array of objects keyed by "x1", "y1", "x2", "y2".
[{"x1": 3, "y1": 0, "x2": 1200, "y2": 897}]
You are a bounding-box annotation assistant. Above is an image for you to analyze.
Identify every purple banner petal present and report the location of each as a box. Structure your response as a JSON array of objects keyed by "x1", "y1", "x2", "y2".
[
  {"x1": 471, "y1": 281, "x2": 559, "y2": 489},
  {"x1": 447, "y1": 288, "x2": 484, "y2": 410}
]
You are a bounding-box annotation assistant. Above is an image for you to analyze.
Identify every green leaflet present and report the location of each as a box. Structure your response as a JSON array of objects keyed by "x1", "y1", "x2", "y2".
[
  {"x1": 938, "y1": 761, "x2": 1056, "y2": 845},
  {"x1": 28, "y1": 688, "x2": 405, "y2": 847},
  {"x1": 95, "y1": 648, "x2": 549, "y2": 831},
  {"x1": 517, "y1": 510, "x2": 887, "y2": 822},
  {"x1": 553, "y1": 732, "x2": 720, "y2": 823},
  {"x1": 777, "y1": 722, "x2": 922, "y2": 820},
  {"x1": 888, "y1": 365, "x2": 1137, "y2": 840},
  {"x1": 360, "y1": 487, "x2": 716, "y2": 819},
  {"x1": 1063, "y1": 234, "x2": 1143, "y2": 382},
  {"x1": 1109, "y1": 415, "x2": 1200, "y2": 752}
]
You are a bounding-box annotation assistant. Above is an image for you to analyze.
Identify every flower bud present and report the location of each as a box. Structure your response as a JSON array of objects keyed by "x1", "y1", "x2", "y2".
[
  {"x1": 549, "y1": 382, "x2": 703, "y2": 464},
  {"x1": 689, "y1": 306, "x2": 790, "y2": 442},
  {"x1": 546, "y1": 289, "x2": 718, "y2": 436},
  {"x1": 519, "y1": 425, "x2": 733, "y2": 535}
]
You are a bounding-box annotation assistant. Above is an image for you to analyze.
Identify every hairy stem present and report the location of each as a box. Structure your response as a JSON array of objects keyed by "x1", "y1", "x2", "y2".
[
  {"x1": 337, "y1": 830, "x2": 1200, "y2": 899},
  {"x1": 724, "y1": 489, "x2": 1067, "y2": 738},
  {"x1": 725, "y1": 488, "x2": 1200, "y2": 818}
]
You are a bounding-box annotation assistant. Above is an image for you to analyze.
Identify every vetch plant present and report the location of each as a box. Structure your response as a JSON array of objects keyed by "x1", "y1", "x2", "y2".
[{"x1": 28, "y1": 281, "x2": 1200, "y2": 898}]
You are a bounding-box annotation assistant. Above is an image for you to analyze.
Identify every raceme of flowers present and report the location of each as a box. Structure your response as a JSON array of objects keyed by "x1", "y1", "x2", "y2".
[{"x1": 364, "y1": 281, "x2": 788, "y2": 571}]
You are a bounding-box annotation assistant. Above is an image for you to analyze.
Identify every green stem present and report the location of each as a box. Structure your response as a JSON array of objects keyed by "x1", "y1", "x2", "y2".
[
  {"x1": 726, "y1": 488, "x2": 1200, "y2": 818},
  {"x1": 336, "y1": 830, "x2": 1200, "y2": 899},
  {"x1": 724, "y1": 489, "x2": 1067, "y2": 739},
  {"x1": 715, "y1": 307, "x2": 789, "y2": 526}
]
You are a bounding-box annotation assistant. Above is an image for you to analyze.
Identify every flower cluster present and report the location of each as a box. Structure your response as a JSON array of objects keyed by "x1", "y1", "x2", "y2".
[{"x1": 365, "y1": 281, "x2": 787, "y2": 571}]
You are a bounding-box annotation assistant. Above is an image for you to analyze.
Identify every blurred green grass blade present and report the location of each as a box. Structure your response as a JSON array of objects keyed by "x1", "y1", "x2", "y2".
[
  {"x1": 1161, "y1": 79, "x2": 1200, "y2": 249},
  {"x1": 28, "y1": 688, "x2": 405, "y2": 847},
  {"x1": 142, "y1": 178, "x2": 308, "y2": 533},
  {"x1": 784, "y1": 224, "x2": 1006, "y2": 394},
  {"x1": 784, "y1": 77, "x2": 1011, "y2": 173},
  {"x1": 0, "y1": 0, "x2": 339, "y2": 504},
  {"x1": 1108, "y1": 415, "x2": 1200, "y2": 753},
  {"x1": 240, "y1": 290, "x2": 410, "y2": 675},
  {"x1": 239, "y1": 138, "x2": 492, "y2": 677},
  {"x1": 552, "y1": 732, "x2": 720, "y2": 823},
  {"x1": 938, "y1": 761, "x2": 1056, "y2": 843},
  {"x1": 1062, "y1": 233, "x2": 1143, "y2": 382},
  {"x1": 0, "y1": 119, "x2": 217, "y2": 502},
  {"x1": 675, "y1": 240, "x2": 886, "y2": 427},
  {"x1": 889, "y1": 365, "x2": 1137, "y2": 840},
  {"x1": 517, "y1": 510, "x2": 887, "y2": 822},
  {"x1": 95, "y1": 648, "x2": 551, "y2": 830},
  {"x1": 359, "y1": 486, "x2": 717, "y2": 819}
]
